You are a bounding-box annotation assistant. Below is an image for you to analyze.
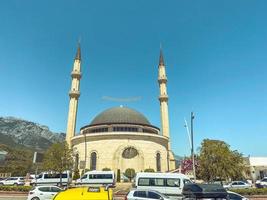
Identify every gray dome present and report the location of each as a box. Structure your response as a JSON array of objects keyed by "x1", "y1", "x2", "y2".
[{"x1": 90, "y1": 107, "x2": 151, "y2": 126}]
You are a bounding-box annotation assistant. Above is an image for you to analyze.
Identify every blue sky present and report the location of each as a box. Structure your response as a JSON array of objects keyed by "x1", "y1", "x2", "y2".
[{"x1": 1, "y1": 0, "x2": 267, "y2": 156}]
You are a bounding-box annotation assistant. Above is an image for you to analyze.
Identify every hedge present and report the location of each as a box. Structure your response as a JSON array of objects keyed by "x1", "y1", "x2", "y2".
[
  {"x1": 0, "y1": 185, "x2": 32, "y2": 192},
  {"x1": 230, "y1": 188, "x2": 267, "y2": 195}
]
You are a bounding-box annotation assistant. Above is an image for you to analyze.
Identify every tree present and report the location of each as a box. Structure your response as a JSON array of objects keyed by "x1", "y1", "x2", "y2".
[
  {"x1": 144, "y1": 168, "x2": 155, "y2": 172},
  {"x1": 42, "y1": 142, "x2": 73, "y2": 186},
  {"x1": 124, "y1": 168, "x2": 135, "y2": 182},
  {"x1": 117, "y1": 169, "x2": 121, "y2": 182},
  {"x1": 198, "y1": 139, "x2": 245, "y2": 183},
  {"x1": 73, "y1": 168, "x2": 80, "y2": 180},
  {"x1": 0, "y1": 144, "x2": 33, "y2": 176}
]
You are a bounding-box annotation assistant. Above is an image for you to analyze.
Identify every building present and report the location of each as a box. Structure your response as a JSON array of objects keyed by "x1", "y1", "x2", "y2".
[
  {"x1": 248, "y1": 157, "x2": 267, "y2": 181},
  {"x1": 65, "y1": 44, "x2": 176, "y2": 173}
]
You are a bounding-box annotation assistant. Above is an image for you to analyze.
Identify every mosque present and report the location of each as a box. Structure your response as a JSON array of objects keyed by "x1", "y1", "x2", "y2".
[{"x1": 65, "y1": 44, "x2": 176, "y2": 173}]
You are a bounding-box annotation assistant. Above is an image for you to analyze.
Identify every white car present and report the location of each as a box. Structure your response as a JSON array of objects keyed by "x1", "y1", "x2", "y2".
[
  {"x1": 0, "y1": 177, "x2": 25, "y2": 186},
  {"x1": 256, "y1": 177, "x2": 267, "y2": 188},
  {"x1": 27, "y1": 186, "x2": 62, "y2": 200},
  {"x1": 228, "y1": 191, "x2": 249, "y2": 200},
  {"x1": 224, "y1": 181, "x2": 252, "y2": 189},
  {"x1": 126, "y1": 189, "x2": 170, "y2": 200}
]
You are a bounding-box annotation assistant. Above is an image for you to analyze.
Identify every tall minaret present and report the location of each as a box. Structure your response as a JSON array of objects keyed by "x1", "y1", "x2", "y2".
[
  {"x1": 66, "y1": 44, "x2": 82, "y2": 146},
  {"x1": 158, "y1": 48, "x2": 171, "y2": 170}
]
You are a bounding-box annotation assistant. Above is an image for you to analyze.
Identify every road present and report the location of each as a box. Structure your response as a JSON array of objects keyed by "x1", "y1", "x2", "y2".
[{"x1": 0, "y1": 195, "x2": 125, "y2": 200}]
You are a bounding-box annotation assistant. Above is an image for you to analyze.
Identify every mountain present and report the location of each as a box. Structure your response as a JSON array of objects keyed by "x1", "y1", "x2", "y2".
[{"x1": 0, "y1": 117, "x2": 65, "y2": 151}]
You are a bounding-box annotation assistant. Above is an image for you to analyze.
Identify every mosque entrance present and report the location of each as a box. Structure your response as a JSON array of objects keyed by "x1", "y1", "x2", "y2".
[{"x1": 114, "y1": 145, "x2": 144, "y2": 173}]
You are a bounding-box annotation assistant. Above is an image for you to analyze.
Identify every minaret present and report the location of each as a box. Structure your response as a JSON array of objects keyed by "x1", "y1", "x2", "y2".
[
  {"x1": 66, "y1": 44, "x2": 82, "y2": 146},
  {"x1": 158, "y1": 48, "x2": 171, "y2": 170}
]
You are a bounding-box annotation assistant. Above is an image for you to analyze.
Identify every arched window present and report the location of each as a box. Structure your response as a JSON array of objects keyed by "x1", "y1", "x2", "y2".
[
  {"x1": 90, "y1": 152, "x2": 97, "y2": 170},
  {"x1": 75, "y1": 154, "x2": 79, "y2": 169},
  {"x1": 156, "y1": 153, "x2": 161, "y2": 172}
]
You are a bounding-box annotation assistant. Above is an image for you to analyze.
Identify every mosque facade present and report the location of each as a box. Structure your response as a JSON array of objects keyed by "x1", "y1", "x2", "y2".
[{"x1": 65, "y1": 44, "x2": 176, "y2": 173}]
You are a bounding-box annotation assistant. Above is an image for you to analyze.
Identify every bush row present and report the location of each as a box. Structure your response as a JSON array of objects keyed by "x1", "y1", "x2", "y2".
[
  {"x1": 230, "y1": 188, "x2": 267, "y2": 195},
  {"x1": 0, "y1": 185, "x2": 32, "y2": 192}
]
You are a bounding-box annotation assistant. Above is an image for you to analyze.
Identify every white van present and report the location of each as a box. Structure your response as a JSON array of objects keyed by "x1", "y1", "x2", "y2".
[
  {"x1": 76, "y1": 171, "x2": 115, "y2": 186},
  {"x1": 135, "y1": 172, "x2": 192, "y2": 198},
  {"x1": 31, "y1": 171, "x2": 71, "y2": 186}
]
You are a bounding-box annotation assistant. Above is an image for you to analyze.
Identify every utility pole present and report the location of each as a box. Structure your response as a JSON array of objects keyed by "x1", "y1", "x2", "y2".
[{"x1": 191, "y1": 112, "x2": 196, "y2": 182}]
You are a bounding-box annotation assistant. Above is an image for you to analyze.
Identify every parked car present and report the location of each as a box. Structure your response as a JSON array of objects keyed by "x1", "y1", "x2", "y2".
[
  {"x1": 228, "y1": 191, "x2": 249, "y2": 200},
  {"x1": 0, "y1": 177, "x2": 25, "y2": 186},
  {"x1": 27, "y1": 186, "x2": 62, "y2": 200},
  {"x1": 53, "y1": 185, "x2": 113, "y2": 200},
  {"x1": 255, "y1": 177, "x2": 267, "y2": 188},
  {"x1": 224, "y1": 181, "x2": 252, "y2": 189},
  {"x1": 126, "y1": 189, "x2": 170, "y2": 200},
  {"x1": 182, "y1": 183, "x2": 228, "y2": 200}
]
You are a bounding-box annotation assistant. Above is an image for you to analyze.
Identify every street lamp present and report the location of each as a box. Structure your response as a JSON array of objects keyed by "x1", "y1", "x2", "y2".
[{"x1": 184, "y1": 112, "x2": 196, "y2": 182}]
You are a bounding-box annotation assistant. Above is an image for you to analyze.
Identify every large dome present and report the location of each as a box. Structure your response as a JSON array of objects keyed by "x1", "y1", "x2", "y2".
[{"x1": 90, "y1": 107, "x2": 151, "y2": 126}]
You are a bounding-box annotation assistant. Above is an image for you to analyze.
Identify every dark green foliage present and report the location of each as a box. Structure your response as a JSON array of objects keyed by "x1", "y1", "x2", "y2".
[
  {"x1": 102, "y1": 167, "x2": 111, "y2": 171},
  {"x1": 144, "y1": 168, "x2": 155, "y2": 172},
  {"x1": 124, "y1": 168, "x2": 135, "y2": 182},
  {"x1": 117, "y1": 169, "x2": 121, "y2": 182},
  {"x1": 81, "y1": 168, "x2": 90, "y2": 176},
  {"x1": 73, "y1": 168, "x2": 80, "y2": 180},
  {"x1": 198, "y1": 139, "x2": 246, "y2": 182},
  {"x1": 42, "y1": 142, "x2": 73, "y2": 186},
  {"x1": 0, "y1": 144, "x2": 33, "y2": 176},
  {"x1": 230, "y1": 188, "x2": 267, "y2": 195},
  {"x1": 0, "y1": 185, "x2": 32, "y2": 192}
]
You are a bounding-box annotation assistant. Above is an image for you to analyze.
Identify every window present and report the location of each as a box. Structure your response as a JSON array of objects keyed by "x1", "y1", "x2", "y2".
[
  {"x1": 148, "y1": 191, "x2": 162, "y2": 199},
  {"x1": 89, "y1": 174, "x2": 113, "y2": 179},
  {"x1": 133, "y1": 191, "x2": 147, "y2": 198},
  {"x1": 138, "y1": 178, "x2": 150, "y2": 186},
  {"x1": 156, "y1": 153, "x2": 161, "y2": 172},
  {"x1": 166, "y1": 178, "x2": 180, "y2": 187},
  {"x1": 150, "y1": 178, "x2": 164, "y2": 186},
  {"x1": 122, "y1": 147, "x2": 138, "y2": 159},
  {"x1": 75, "y1": 154, "x2": 79, "y2": 169},
  {"x1": 228, "y1": 193, "x2": 242, "y2": 200},
  {"x1": 183, "y1": 179, "x2": 192, "y2": 185},
  {"x1": 90, "y1": 152, "x2": 97, "y2": 170},
  {"x1": 81, "y1": 174, "x2": 87, "y2": 179},
  {"x1": 38, "y1": 187, "x2": 50, "y2": 192},
  {"x1": 51, "y1": 187, "x2": 61, "y2": 192}
]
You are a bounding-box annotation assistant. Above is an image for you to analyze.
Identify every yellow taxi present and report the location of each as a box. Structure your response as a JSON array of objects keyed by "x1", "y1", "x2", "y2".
[{"x1": 53, "y1": 186, "x2": 113, "y2": 200}]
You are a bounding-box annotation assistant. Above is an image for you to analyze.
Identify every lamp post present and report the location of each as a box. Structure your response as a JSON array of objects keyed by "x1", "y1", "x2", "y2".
[{"x1": 191, "y1": 112, "x2": 196, "y2": 182}]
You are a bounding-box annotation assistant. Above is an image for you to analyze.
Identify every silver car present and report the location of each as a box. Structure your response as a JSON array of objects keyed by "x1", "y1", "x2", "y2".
[
  {"x1": 224, "y1": 181, "x2": 252, "y2": 189},
  {"x1": 126, "y1": 189, "x2": 170, "y2": 200}
]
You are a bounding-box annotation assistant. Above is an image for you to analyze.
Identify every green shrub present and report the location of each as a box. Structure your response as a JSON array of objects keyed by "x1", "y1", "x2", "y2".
[
  {"x1": 72, "y1": 168, "x2": 80, "y2": 180},
  {"x1": 0, "y1": 185, "x2": 32, "y2": 192},
  {"x1": 144, "y1": 168, "x2": 155, "y2": 172},
  {"x1": 230, "y1": 188, "x2": 267, "y2": 195},
  {"x1": 124, "y1": 168, "x2": 135, "y2": 182},
  {"x1": 117, "y1": 169, "x2": 121, "y2": 182},
  {"x1": 102, "y1": 167, "x2": 111, "y2": 171}
]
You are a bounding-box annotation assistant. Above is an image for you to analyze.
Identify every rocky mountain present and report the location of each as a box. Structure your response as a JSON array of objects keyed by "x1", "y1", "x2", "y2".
[{"x1": 0, "y1": 117, "x2": 65, "y2": 151}]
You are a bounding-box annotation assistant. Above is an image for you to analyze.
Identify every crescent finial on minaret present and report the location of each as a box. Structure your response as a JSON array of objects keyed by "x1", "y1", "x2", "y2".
[
  {"x1": 159, "y1": 45, "x2": 165, "y2": 66},
  {"x1": 75, "y1": 42, "x2": 81, "y2": 60}
]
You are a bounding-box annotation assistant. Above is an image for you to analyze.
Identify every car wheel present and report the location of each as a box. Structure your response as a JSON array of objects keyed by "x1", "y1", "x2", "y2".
[
  {"x1": 13, "y1": 183, "x2": 18, "y2": 186},
  {"x1": 31, "y1": 197, "x2": 40, "y2": 200},
  {"x1": 0, "y1": 183, "x2": 3, "y2": 186}
]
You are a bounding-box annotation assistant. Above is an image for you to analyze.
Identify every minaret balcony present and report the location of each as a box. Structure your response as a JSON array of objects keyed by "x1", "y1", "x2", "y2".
[
  {"x1": 71, "y1": 71, "x2": 82, "y2": 79},
  {"x1": 69, "y1": 90, "x2": 80, "y2": 98},
  {"x1": 158, "y1": 77, "x2": 167, "y2": 84},
  {"x1": 159, "y1": 94, "x2": 169, "y2": 101}
]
